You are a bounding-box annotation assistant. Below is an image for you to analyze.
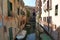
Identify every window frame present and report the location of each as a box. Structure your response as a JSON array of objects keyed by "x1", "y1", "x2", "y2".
[{"x1": 55, "y1": 5, "x2": 58, "y2": 16}]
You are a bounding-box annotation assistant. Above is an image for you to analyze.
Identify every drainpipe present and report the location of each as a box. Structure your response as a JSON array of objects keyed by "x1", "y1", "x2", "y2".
[{"x1": 47, "y1": 0, "x2": 50, "y2": 32}]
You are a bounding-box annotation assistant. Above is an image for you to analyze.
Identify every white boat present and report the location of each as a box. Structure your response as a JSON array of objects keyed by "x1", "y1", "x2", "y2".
[{"x1": 16, "y1": 30, "x2": 27, "y2": 40}]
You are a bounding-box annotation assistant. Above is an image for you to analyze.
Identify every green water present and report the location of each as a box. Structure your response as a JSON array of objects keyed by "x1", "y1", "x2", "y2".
[{"x1": 40, "y1": 33, "x2": 52, "y2": 40}]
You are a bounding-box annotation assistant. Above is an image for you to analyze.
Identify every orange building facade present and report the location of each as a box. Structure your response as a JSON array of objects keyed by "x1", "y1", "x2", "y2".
[{"x1": 0, "y1": 0, "x2": 27, "y2": 40}]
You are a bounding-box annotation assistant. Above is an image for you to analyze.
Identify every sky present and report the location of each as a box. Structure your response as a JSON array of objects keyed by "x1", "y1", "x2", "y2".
[{"x1": 23, "y1": 0, "x2": 36, "y2": 7}]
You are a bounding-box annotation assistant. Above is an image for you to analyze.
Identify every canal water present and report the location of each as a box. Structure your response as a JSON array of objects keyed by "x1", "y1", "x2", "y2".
[
  {"x1": 25, "y1": 29, "x2": 52, "y2": 40},
  {"x1": 40, "y1": 33, "x2": 52, "y2": 40},
  {"x1": 25, "y1": 17, "x2": 36, "y2": 40},
  {"x1": 26, "y1": 33, "x2": 36, "y2": 40}
]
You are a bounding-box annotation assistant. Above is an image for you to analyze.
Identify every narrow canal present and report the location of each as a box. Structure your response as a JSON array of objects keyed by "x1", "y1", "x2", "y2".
[
  {"x1": 24, "y1": 17, "x2": 53, "y2": 40},
  {"x1": 15, "y1": 17, "x2": 53, "y2": 40},
  {"x1": 24, "y1": 17, "x2": 36, "y2": 40}
]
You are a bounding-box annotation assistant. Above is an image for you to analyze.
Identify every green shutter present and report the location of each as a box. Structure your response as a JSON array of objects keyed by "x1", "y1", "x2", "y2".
[
  {"x1": 8, "y1": 0, "x2": 12, "y2": 16},
  {"x1": 9, "y1": 27, "x2": 13, "y2": 40}
]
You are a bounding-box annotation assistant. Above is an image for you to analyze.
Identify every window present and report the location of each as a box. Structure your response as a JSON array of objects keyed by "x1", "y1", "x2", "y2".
[
  {"x1": 21, "y1": 10, "x2": 25, "y2": 15},
  {"x1": 49, "y1": 0, "x2": 52, "y2": 10},
  {"x1": 47, "y1": 0, "x2": 52, "y2": 10},
  {"x1": 55, "y1": 5, "x2": 58, "y2": 16},
  {"x1": 8, "y1": 1, "x2": 12, "y2": 16},
  {"x1": 47, "y1": 16, "x2": 52, "y2": 23},
  {"x1": 9, "y1": 2, "x2": 12, "y2": 11},
  {"x1": 17, "y1": 0, "x2": 19, "y2": 2},
  {"x1": 21, "y1": 10, "x2": 22, "y2": 14},
  {"x1": 43, "y1": 0, "x2": 46, "y2": 3},
  {"x1": 17, "y1": 8, "x2": 19, "y2": 15},
  {"x1": 4, "y1": 26, "x2": 7, "y2": 32},
  {"x1": 22, "y1": 11, "x2": 25, "y2": 15},
  {"x1": 43, "y1": 17, "x2": 46, "y2": 22},
  {"x1": 55, "y1": 25, "x2": 56, "y2": 29}
]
